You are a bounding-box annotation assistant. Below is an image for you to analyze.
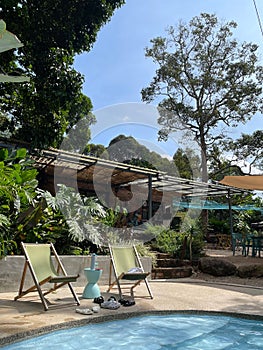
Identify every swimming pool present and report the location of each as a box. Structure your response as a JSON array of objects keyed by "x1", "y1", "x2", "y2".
[{"x1": 2, "y1": 313, "x2": 263, "y2": 349}]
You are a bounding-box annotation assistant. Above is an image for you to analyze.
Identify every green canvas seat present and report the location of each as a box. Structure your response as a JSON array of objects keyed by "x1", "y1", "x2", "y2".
[
  {"x1": 107, "y1": 245, "x2": 153, "y2": 299},
  {"x1": 14, "y1": 243, "x2": 80, "y2": 311}
]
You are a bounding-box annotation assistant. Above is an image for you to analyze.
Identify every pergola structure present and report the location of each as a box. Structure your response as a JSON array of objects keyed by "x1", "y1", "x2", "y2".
[
  {"x1": 30, "y1": 148, "x2": 244, "y2": 225},
  {"x1": 31, "y1": 148, "x2": 244, "y2": 196}
]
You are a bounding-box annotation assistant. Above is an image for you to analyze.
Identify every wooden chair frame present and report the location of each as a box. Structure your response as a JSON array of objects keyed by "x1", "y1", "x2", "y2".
[
  {"x1": 14, "y1": 243, "x2": 80, "y2": 311},
  {"x1": 107, "y1": 244, "x2": 153, "y2": 299}
]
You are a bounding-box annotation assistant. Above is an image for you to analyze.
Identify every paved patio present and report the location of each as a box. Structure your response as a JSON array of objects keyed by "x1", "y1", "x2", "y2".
[{"x1": 1, "y1": 278, "x2": 263, "y2": 347}]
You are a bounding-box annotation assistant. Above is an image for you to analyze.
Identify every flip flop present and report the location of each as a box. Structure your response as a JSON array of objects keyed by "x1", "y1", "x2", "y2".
[
  {"x1": 92, "y1": 306, "x2": 100, "y2": 313},
  {"x1": 75, "y1": 308, "x2": 93, "y2": 315},
  {"x1": 123, "y1": 300, "x2": 135, "y2": 307},
  {"x1": 118, "y1": 298, "x2": 135, "y2": 307}
]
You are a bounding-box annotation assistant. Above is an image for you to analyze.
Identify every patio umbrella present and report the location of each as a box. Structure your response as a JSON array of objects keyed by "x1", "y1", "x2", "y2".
[{"x1": 220, "y1": 175, "x2": 263, "y2": 190}]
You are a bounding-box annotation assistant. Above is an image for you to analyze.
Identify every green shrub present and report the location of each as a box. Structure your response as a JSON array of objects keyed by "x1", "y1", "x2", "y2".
[
  {"x1": 144, "y1": 223, "x2": 204, "y2": 260},
  {"x1": 135, "y1": 243, "x2": 157, "y2": 267}
]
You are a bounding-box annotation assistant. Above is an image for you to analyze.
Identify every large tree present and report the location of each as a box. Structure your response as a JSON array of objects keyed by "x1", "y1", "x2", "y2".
[
  {"x1": 208, "y1": 130, "x2": 263, "y2": 180},
  {"x1": 226, "y1": 130, "x2": 263, "y2": 174},
  {"x1": 173, "y1": 147, "x2": 200, "y2": 180},
  {"x1": 0, "y1": 0, "x2": 125, "y2": 148},
  {"x1": 141, "y1": 13, "x2": 263, "y2": 182},
  {"x1": 208, "y1": 143, "x2": 245, "y2": 181}
]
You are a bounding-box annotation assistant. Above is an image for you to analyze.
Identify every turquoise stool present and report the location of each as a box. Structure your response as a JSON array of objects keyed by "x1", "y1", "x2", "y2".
[{"x1": 82, "y1": 268, "x2": 102, "y2": 299}]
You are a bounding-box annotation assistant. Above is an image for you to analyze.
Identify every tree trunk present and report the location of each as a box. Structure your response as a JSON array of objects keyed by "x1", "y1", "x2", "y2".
[{"x1": 200, "y1": 132, "x2": 208, "y2": 237}]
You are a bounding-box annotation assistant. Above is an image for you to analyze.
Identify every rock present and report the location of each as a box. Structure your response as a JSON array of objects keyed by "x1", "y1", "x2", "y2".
[
  {"x1": 237, "y1": 264, "x2": 263, "y2": 278},
  {"x1": 199, "y1": 257, "x2": 237, "y2": 276}
]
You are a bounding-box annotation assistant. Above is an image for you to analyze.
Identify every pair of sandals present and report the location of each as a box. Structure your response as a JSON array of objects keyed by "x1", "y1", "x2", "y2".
[
  {"x1": 76, "y1": 305, "x2": 100, "y2": 315},
  {"x1": 93, "y1": 295, "x2": 135, "y2": 307},
  {"x1": 108, "y1": 295, "x2": 135, "y2": 306},
  {"x1": 100, "y1": 296, "x2": 120, "y2": 310},
  {"x1": 93, "y1": 296, "x2": 120, "y2": 310}
]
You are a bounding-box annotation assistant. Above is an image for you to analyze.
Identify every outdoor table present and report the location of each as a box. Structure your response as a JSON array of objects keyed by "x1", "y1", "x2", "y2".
[{"x1": 82, "y1": 268, "x2": 103, "y2": 299}]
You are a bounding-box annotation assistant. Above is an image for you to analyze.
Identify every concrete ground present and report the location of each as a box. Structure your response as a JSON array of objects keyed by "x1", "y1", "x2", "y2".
[
  {"x1": 1, "y1": 248, "x2": 263, "y2": 347},
  {"x1": 1, "y1": 278, "x2": 263, "y2": 347}
]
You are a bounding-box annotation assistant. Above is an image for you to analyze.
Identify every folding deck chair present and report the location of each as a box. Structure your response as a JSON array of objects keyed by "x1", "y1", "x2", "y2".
[
  {"x1": 107, "y1": 245, "x2": 153, "y2": 299},
  {"x1": 14, "y1": 243, "x2": 80, "y2": 311}
]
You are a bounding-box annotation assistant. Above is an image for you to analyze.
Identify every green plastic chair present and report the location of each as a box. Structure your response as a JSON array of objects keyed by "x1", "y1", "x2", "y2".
[
  {"x1": 14, "y1": 243, "x2": 80, "y2": 311},
  {"x1": 251, "y1": 236, "x2": 263, "y2": 257},
  {"x1": 243, "y1": 234, "x2": 253, "y2": 257},
  {"x1": 107, "y1": 245, "x2": 153, "y2": 299}
]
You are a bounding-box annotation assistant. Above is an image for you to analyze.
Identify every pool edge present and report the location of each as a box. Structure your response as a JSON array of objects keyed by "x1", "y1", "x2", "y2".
[{"x1": 1, "y1": 309, "x2": 263, "y2": 347}]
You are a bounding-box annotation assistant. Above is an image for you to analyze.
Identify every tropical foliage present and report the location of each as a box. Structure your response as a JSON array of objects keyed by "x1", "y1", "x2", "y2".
[
  {"x1": 0, "y1": 147, "x2": 107, "y2": 257},
  {"x1": 0, "y1": 147, "x2": 38, "y2": 256},
  {"x1": 40, "y1": 185, "x2": 106, "y2": 245},
  {"x1": 0, "y1": 0, "x2": 125, "y2": 148}
]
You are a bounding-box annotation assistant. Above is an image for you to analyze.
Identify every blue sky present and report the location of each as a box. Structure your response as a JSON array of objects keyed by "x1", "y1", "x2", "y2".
[{"x1": 74, "y1": 0, "x2": 263, "y2": 156}]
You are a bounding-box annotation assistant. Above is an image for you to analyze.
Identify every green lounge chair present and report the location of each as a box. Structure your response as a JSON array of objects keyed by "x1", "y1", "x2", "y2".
[
  {"x1": 14, "y1": 243, "x2": 80, "y2": 311},
  {"x1": 107, "y1": 245, "x2": 153, "y2": 299}
]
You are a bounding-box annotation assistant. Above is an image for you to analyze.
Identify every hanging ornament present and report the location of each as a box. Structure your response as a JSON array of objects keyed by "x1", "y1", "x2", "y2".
[
  {"x1": 0, "y1": 19, "x2": 24, "y2": 53},
  {"x1": 0, "y1": 20, "x2": 29, "y2": 82}
]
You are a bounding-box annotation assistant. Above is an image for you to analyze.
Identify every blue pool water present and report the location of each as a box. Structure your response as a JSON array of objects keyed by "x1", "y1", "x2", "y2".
[{"x1": 2, "y1": 314, "x2": 263, "y2": 349}]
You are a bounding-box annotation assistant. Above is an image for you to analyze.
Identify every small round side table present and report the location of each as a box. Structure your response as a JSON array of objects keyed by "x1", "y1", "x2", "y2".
[{"x1": 82, "y1": 268, "x2": 103, "y2": 299}]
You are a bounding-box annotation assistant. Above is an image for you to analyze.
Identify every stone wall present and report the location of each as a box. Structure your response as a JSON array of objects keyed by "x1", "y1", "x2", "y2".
[{"x1": 0, "y1": 255, "x2": 152, "y2": 293}]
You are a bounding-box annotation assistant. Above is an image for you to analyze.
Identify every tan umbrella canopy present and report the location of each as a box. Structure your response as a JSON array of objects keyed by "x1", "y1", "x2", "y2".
[
  {"x1": 0, "y1": 19, "x2": 29, "y2": 83},
  {"x1": 220, "y1": 175, "x2": 263, "y2": 190}
]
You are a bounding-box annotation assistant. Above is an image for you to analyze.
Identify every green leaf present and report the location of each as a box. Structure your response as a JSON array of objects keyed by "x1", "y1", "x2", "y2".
[
  {"x1": 0, "y1": 149, "x2": 8, "y2": 161},
  {"x1": 15, "y1": 148, "x2": 27, "y2": 159}
]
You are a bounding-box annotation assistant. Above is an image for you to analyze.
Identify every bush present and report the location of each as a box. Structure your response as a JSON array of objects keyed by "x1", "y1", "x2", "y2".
[
  {"x1": 135, "y1": 243, "x2": 157, "y2": 268},
  {"x1": 144, "y1": 223, "x2": 204, "y2": 260}
]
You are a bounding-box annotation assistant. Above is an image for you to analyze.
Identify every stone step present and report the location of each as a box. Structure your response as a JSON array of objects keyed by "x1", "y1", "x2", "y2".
[
  {"x1": 155, "y1": 252, "x2": 173, "y2": 259},
  {"x1": 152, "y1": 267, "x2": 193, "y2": 279},
  {"x1": 156, "y1": 258, "x2": 190, "y2": 268},
  {"x1": 156, "y1": 258, "x2": 180, "y2": 267}
]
